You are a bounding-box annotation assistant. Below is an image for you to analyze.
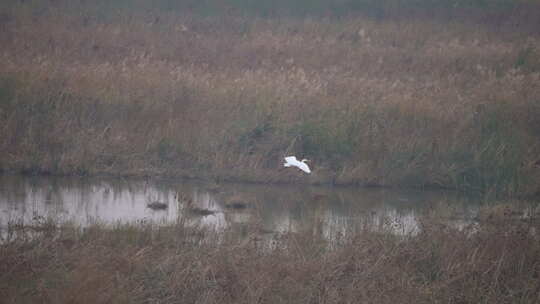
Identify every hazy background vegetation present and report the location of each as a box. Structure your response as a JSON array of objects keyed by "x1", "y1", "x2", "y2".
[{"x1": 1, "y1": 0, "x2": 540, "y2": 196}]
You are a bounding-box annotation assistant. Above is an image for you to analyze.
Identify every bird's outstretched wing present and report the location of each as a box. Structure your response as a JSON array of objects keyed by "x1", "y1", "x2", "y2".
[
  {"x1": 283, "y1": 156, "x2": 311, "y2": 174},
  {"x1": 297, "y1": 162, "x2": 311, "y2": 174},
  {"x1": 284, "y1": 156, "x2": 297, "y2": 167}
]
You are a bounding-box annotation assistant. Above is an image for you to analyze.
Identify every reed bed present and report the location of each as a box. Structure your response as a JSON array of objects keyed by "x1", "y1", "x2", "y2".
[
  {"x1": 1, "y1": 213, "x2": 539, "y2": 303},
  {"x1": 1, "y1": 1, "x2": 540, "y2": 195}
]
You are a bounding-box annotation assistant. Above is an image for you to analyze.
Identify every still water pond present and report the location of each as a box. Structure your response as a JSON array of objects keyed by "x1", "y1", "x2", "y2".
[{"x1": 0, "y1": 175, "x2": 482, "y2": 236}]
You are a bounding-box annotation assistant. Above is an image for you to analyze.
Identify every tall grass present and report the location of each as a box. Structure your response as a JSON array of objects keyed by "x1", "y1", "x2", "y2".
[
  {"x1": 1, "y1": 215, "x2": 539, "y2": 303},
  {"x1": 1, "y1": 1, "x2": 540, "y2": 195}
]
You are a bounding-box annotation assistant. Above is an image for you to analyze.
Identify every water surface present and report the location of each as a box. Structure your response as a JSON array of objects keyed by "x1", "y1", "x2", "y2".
[{"x1": 0, "y1": 175, "x2": 483, "y2": 237}]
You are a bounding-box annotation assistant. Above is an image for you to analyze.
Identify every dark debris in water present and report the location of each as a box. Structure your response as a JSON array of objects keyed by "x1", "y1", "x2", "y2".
[
  {"x1": 225, "y1": 202, "x2": 249, "y2": 209},
  {"x1": 188, "y1": 208, "x2": 217, "y2": 216},
  {"x1": 147, "y1": 201, "x2": 168, "y2": 210}
]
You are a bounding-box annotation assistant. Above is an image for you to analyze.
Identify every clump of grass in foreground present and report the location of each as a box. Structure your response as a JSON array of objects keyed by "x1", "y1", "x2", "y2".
[{"x1": 1, "y1": 217, "x2": 539, "y2": 304}]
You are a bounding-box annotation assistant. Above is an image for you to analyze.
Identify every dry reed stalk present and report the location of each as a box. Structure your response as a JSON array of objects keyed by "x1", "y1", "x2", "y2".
[
  {"x1": 0, "y1": 216, "x2": 539, "y2": 303},
  {"x1": 0, "y1": 2, "x2": 539, "y2": 195}
]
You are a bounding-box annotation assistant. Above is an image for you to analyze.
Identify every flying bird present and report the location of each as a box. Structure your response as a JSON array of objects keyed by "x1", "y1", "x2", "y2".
[{"x1": 284, "y1": 156, "x2": 311, "y2": 174}]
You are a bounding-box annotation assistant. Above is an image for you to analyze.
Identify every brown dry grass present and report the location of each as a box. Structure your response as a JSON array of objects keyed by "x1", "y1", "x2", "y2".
[
  {"x1": 1, "y1": 1, "x2": 540, "y2": 195},
  {"x1": 1, "y1": 214, "x2": 539, "y2": 304}
]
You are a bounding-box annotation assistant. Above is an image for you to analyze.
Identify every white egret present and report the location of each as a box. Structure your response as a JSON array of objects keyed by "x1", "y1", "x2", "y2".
[{"x1": 283, "y1": 156, "x2": 311, "y2": 174}]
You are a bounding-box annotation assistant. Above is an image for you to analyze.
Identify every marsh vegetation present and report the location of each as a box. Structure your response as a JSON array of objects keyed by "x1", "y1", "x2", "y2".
[
  {"x1": 1, "y1": 211, "x2": 540, "y2": 304},
  {"x1": 1, "y1": 174, "x2": 539, "y2": 303},
  {"x1": 1, "y1": 1, "x2": 540, "y2": 301},
  {"x1": 1, "y1": 0, "x2": 540, "y2": 196}
]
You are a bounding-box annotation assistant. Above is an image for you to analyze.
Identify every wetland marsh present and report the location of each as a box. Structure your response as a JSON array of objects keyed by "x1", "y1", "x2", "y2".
[{"x1": 1, "y1": 1, "x2": 540, "y2": 303}]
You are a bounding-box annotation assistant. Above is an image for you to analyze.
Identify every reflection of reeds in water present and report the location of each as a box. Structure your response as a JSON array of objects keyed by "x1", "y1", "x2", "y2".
[{"x1": 224, "y1": 193, "x2": 257, "y2": 209}]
